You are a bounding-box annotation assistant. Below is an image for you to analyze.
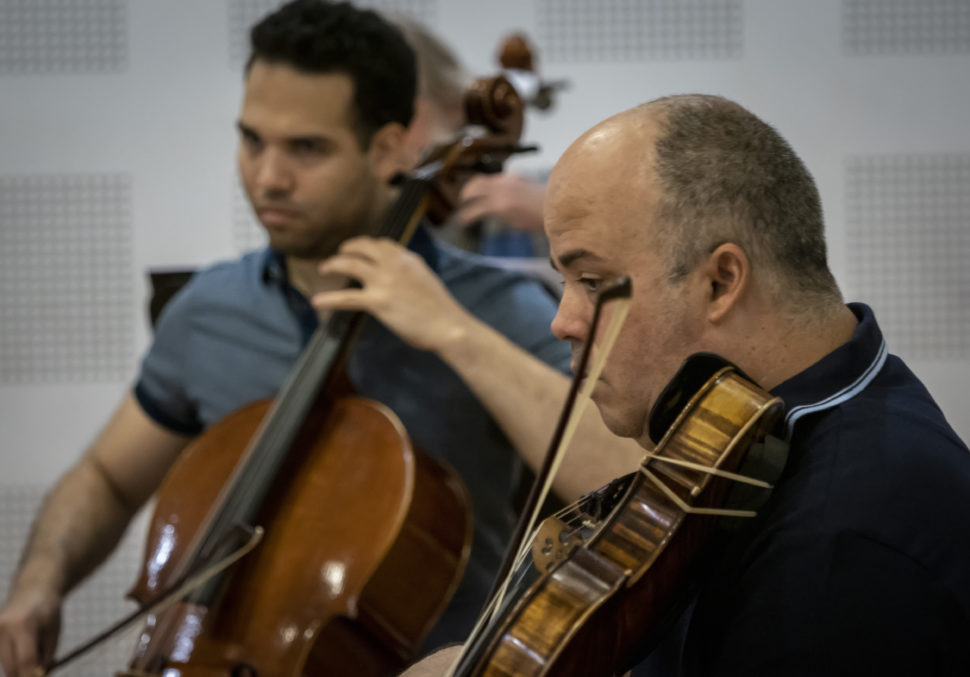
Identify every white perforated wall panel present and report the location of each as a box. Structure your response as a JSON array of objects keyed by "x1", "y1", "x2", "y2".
[
  {"x1": 846, "y1": 155, "x2": 970, "y2": 360},
  {"x1": 0, "y1": 0, "x2": 127, "y2": 75},
  {"x1": 0, "y1": 2, "x2": 968, "y2": 675},
  {"x1": 0, "y1": 174, "x2": 134, "y2": 383},
  {"x1": 844, "y1": 0, "x2": 970, "y2": 56},
  {"x1": 537, "y1": 0, "x2": 743, "y2": 62}
]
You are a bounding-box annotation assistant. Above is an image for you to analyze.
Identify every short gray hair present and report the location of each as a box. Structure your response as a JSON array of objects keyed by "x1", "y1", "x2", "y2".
[{"x1": 645, "y1": 94, "x2": 841, "y2": 310}]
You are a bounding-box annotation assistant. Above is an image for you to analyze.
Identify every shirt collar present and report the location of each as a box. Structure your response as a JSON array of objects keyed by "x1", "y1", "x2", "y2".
[
  {"x1": 771, "y1": 302, "x2": 888, "y2": 440},
  {"x1": 260, "y1": 247, "x2": 288, "y2": 286},
  {"x1": 259, "y1": 223, "x2": 440, "y2": 288}
]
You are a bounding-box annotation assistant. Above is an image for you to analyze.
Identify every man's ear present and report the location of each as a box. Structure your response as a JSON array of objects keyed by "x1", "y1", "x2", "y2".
[
  {"x1": 699, "y1": 242, "x2": 749, "y2": 324},
  {"x1": 367, "y1": 122, "x2": 409, "y2": 183}
]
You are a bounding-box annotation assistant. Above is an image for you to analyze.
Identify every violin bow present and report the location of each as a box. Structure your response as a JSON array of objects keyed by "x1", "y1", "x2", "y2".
[
  {"x1": 451, "y1": 276, "x2": 632, "y2": 676},
  {"x1": 35, "y1": 526, "x2": 264, "y2": 676}
]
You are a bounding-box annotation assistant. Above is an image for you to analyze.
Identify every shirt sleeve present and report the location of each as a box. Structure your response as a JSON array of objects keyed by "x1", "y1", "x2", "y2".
[{"x1": 133, "y1": 280, "x2": 203, "y2": 436}]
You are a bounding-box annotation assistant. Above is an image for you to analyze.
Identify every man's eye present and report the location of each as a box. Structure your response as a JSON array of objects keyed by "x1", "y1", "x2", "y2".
[
  {"x1": 291, "y1": 140, "x2": 325, "y2": 156},
  {"x1": 240, "y1": 131, "x2": 262, "y2": 151},
  {"x1": 579, "y1": 276, "x2": 601, "y2": 292}
]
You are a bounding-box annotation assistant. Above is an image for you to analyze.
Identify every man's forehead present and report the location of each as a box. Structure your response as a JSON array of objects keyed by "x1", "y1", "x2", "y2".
[
  {"x1": 553, "y1": 117, "x2": 659, "y2": 192},
  {"x1": 241, "y1": 61, "x2": 355, "y2": 127}
]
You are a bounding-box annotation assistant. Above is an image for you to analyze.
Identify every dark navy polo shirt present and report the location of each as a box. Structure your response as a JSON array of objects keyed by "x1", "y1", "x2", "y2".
[
  {"x1": 638, "y1": 303, "x2": 970, "y2": 676},
  {"x1": 134, "y1": 226, "x2": 570, "y2": 647}
]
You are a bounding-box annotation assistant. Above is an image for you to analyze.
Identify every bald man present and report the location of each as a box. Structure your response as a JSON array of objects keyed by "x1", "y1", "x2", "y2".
[{"x1": 403, "y1": 94, "x2": 970, "y2": 676}]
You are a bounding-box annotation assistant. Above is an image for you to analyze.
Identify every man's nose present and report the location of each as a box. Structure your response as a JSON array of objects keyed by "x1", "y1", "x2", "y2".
[
  {"x1": 255, "y1": 148, "x2": 294, "y2": 194},
  {"x1": 550, "y1": 290, "x2": 589, "y2": 344}
]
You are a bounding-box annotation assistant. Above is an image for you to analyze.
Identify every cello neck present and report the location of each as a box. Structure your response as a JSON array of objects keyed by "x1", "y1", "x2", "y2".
[{"x1": 175, "y1": 175, "x2": 434, "y2": 605}]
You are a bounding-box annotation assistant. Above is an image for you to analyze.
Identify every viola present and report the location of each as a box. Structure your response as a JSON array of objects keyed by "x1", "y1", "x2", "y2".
[{"x1": 454, "y1": 348, "x2": 785, "y2": 676}]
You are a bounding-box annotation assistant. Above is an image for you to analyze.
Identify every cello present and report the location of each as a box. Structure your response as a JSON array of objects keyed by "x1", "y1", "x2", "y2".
[
  {"x1": 38, "y1": 73, "x2": 533, "y2": 677},
  {"x1": 121, "y1": 77, "x2": 532, "y2": 677}
]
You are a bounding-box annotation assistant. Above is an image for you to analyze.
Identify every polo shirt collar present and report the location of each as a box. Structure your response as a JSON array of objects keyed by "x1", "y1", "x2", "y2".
[
  {"x1": 771, "y1": 302, "x2": 889, "y2": 440},
  {"x1": 261, "y1": 247, "x2": 288, "y2": 286},
  {"x1": 258, "y1": 223, "x2": 440, "y2": 288}
]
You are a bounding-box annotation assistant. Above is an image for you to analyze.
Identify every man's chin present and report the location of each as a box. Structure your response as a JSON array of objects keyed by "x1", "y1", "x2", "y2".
[
  {"x1": 591, "y1": 396, "x2": 626, "y2": 437},
  {"x1": 265, "y1": 234, "x2": 330, "y2": 259}
]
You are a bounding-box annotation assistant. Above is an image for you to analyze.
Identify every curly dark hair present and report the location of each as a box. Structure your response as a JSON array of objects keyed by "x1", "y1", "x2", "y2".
[{"x1": 246, "y1": 0, "x2": 416, "y2": 148}]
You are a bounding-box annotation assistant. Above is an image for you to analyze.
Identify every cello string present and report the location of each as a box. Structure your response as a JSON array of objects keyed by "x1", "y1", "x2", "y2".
[
  {"x1": 145, "y1": 176, "x2": 436, "y2": 608},
  {"x1": 216, "y1": 177, "x2": 432, "y2": 534}
]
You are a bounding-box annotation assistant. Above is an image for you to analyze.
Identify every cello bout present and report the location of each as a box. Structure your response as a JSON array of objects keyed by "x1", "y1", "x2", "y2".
[{"x1": 126, "y1": 397, "x2": 472, "y2": 677}]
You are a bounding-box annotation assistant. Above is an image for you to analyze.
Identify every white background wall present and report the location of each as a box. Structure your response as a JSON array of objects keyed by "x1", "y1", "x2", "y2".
[{"x1": 0, "y1": 1, "x2": 968, "y2": 672}]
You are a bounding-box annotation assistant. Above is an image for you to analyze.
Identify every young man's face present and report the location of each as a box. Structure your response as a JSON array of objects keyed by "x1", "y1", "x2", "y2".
[
  {"x1": 236, "y1": 60, "x2": 402, "y2": 259},
  {"x1": 547, "y1": 116, "x2": 708, "y2": 446}
]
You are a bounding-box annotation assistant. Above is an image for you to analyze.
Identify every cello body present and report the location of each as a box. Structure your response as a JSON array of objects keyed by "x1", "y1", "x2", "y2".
[{"x1": 122, "y1": 396, "x2": 471, "y2": 676}]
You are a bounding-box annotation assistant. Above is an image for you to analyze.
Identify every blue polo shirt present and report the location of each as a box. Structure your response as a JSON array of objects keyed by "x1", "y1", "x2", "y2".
[
  {"x1": 638, "y1": 303, "x2": 970, "y2": 676},
  {"x1": 134, "y1": 227, "x2": 570, "y2": 646}
]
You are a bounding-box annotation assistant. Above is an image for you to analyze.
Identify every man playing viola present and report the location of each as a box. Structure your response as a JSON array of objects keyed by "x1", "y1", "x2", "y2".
[{"x1": 404, "y1": 95, "x2": 970, "y2": 675}]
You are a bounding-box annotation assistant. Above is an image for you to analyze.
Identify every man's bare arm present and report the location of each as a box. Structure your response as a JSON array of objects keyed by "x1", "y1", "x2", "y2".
[
  {"x1": 312, "y1": 238, "x2": 644, "y2": 502},
  {"x1": 0, "y1": 393, "x2": 190, "y2": 677}
]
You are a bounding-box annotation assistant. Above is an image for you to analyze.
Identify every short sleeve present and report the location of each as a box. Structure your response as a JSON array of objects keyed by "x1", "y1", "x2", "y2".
[{"x1": 133, "y1": 281, "x2": 203, "y2": 436}]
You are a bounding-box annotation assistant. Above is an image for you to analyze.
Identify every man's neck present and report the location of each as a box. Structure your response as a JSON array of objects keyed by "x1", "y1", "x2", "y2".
[
  {"x1": 285, "y1": 256, "x2": 346, "y2": 300},
  {"x1": 745, "y1": 303, "x2": 859, "y2": 391},
  {"x1": 281, "y1": 187, "x2": 402, "y2": 299}
]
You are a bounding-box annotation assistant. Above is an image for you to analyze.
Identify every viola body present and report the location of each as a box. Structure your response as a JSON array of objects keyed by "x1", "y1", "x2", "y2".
[
  {"x1": 122, "y1": 395, "x2": 471, "y2": 677},
  {"x1": 466, "y1": 365, "x2": 783, "y2": 676}
]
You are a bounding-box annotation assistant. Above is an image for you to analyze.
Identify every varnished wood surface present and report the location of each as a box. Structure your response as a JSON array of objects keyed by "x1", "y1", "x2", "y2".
[
  {"x1": 470, "y1": 369, "x2": 783, "y2": 676},
  {"x1": 125, "y1": 396, "x2": 471, "y2": 676}
]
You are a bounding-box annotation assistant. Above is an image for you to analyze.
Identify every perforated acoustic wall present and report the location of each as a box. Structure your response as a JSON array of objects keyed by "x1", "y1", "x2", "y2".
[
  {"x1": 0, "y1": 174, "x2": 133, "y2": 383},
  {"x1": 537, "y1": 0, "x2": 743, "y2": 61},
  {"x1": 0, "y1": 0, "x2": 127, "y2": 75},
  {"x1": 843, "y1": 0, "x2": 970, "y2": 56},
  {"x1": 1, "y1": 1, "x2": 967, "y2": 674},
  {"x1": 847, "y1": 155, "x2": 970, "y2": 360}
]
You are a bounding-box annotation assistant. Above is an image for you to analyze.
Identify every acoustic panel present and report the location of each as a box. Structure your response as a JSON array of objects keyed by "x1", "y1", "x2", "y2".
[
  {"x1": 844, "y1": 0, "x2": 970, "y2": 56},
  {"x1": 228, "y1": 0, "x2": 438, "y2": 68},
  {"x1": 537, "y1": 0, "x2": 743, "y2": 62},
  {"x1": 0, "y1": 0, "x2": 127, "y2": 75},
  {"x1": 846, "y1": 155, "x2": 970, "y2": 360},
  {"x1": 0, "y1": 174, "x2": 134, "y2": 383}
]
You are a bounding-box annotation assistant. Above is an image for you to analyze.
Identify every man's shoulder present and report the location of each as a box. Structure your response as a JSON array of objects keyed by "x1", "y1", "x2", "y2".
[
  {"x1": 816, "y1": 352, "x2": 967, "y2": 461},
  {"x1": 149, "y1": 249, "x2": 271, "y2": 336},
  {"x1": 182, "y1": 249, "x2": 265, "y2": 294},
  {"x1": 166, "y1": 249, "x2": 266, "y2": 309},
  {"x1": 772, "y1": 356, "x2": 970, "y2": 582}
]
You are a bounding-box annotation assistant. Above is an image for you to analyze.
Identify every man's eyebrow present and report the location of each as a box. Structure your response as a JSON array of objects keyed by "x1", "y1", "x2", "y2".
[
  {"x1": 550, "y1": 248, "x2": 604, "y2": 270},
  {"x1": 235, "y1": 121, "x2": 331, "y2": 147}
]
